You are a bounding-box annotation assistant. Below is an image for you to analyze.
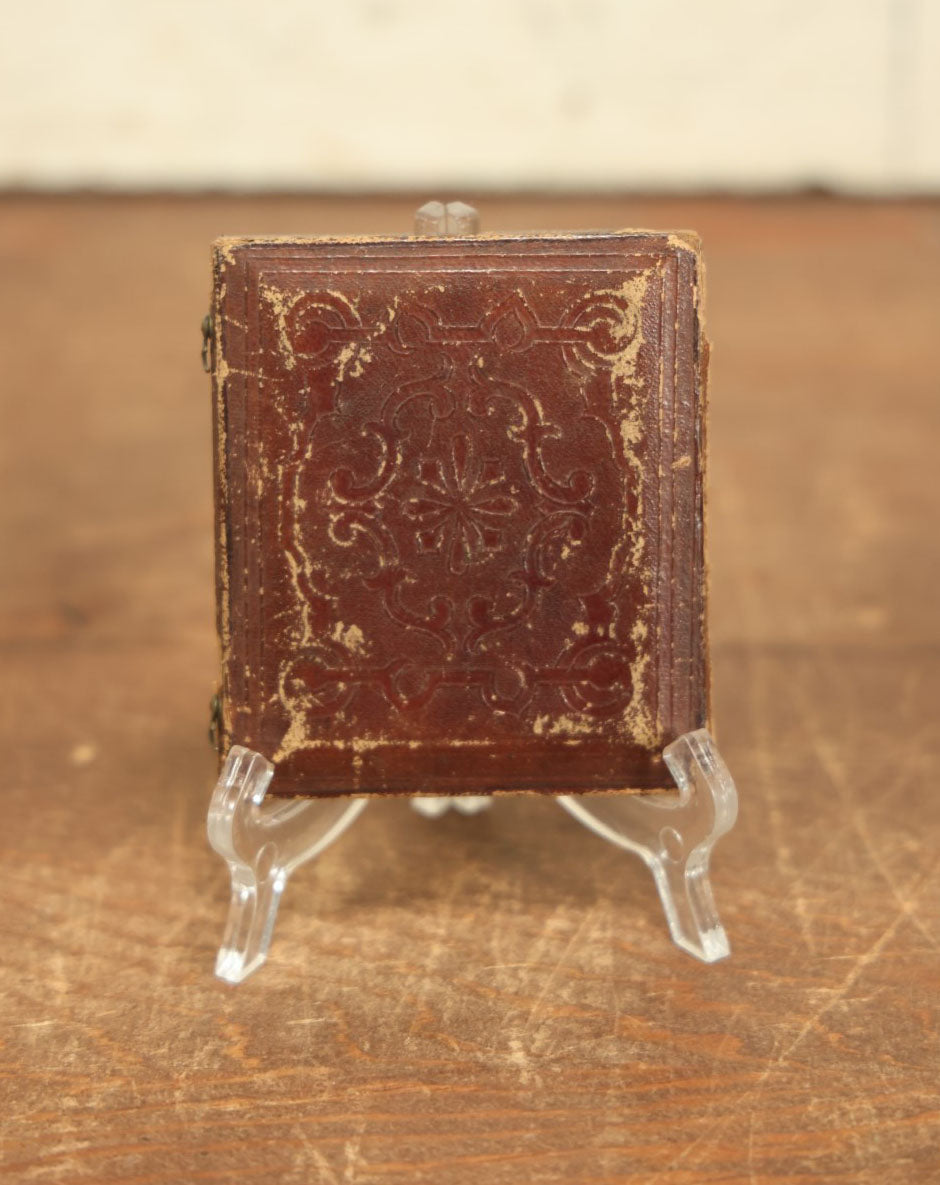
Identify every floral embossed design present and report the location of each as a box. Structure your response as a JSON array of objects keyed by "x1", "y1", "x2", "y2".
[
  {"x1": 276, "y1": 275, "x2": 645, "y2": 723},
  {"x1": 404, "y1": 432, "x2": 519, "y2": 575}
]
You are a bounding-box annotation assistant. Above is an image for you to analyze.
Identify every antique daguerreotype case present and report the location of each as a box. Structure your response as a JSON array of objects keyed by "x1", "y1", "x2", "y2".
[{"x1": 209, "y1": 229, "x2": 708, "y2": 798}]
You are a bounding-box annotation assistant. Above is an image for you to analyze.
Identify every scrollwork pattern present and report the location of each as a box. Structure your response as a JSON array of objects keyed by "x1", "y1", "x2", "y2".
[{"x1": 274, "y1": 276, "x2": 647, "y2": 722}]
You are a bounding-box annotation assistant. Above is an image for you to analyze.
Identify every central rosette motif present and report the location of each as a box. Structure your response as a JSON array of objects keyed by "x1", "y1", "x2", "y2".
[
  {"x1": 293, "y1": 359, "x2": 599, "y2": 662},
  {"x1": 405, "y1": 433, "x2": 520, "y2": 575}
]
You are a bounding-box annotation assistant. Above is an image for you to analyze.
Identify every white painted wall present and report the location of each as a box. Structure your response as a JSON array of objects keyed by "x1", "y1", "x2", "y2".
[{"x1": 1, "y1": 0, "x2": 937, "y2": 192}]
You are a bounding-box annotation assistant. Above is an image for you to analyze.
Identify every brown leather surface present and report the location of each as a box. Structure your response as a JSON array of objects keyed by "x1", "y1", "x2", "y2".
[{"x1": 211, "y1": 232, "x2": 708, "y2": 795}]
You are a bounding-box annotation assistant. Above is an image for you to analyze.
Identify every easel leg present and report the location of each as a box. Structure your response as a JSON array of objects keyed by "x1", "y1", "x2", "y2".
[
  {"x1": 558, "y1": 729, "x2": 738, "y2": 962},
  {"x1": 207, "y1": 747, "x2": 368, "y2": 983}
]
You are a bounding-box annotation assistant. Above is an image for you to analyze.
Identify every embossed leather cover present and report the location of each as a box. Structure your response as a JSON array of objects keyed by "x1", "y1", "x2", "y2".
[{"x1": 210, "y1": 232, "x2": 708, "y2": 796}]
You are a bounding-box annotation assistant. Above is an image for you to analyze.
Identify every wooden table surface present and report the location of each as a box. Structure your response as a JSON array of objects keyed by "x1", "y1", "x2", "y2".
[{"x1": 1, "y1": 195, "x2": 938, "y2": 1184}]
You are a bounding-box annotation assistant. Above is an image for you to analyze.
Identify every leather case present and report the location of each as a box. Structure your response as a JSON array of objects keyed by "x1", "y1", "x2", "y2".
[{"x1": 209, "y1": 231, "x2": 709, "y2": 796}]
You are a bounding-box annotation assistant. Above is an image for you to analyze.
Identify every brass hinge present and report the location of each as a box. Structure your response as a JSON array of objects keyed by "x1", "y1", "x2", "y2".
[
  {"x1": 201, "y1": 313, "x2": 213, "y2": 373},
  {"x1": 208, "y1": 692, "x2": 222, "y2": 749}
]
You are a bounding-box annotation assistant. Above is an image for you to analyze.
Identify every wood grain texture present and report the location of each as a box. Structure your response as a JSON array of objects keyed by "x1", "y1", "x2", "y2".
[{"x1": 1, "y1": 195, "x2": 938, "y2": 1184}]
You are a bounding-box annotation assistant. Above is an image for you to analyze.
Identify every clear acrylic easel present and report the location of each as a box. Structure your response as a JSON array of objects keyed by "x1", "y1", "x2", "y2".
[{"x1": 206, "y1": 202, "x2": 739, "y2": 985}]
